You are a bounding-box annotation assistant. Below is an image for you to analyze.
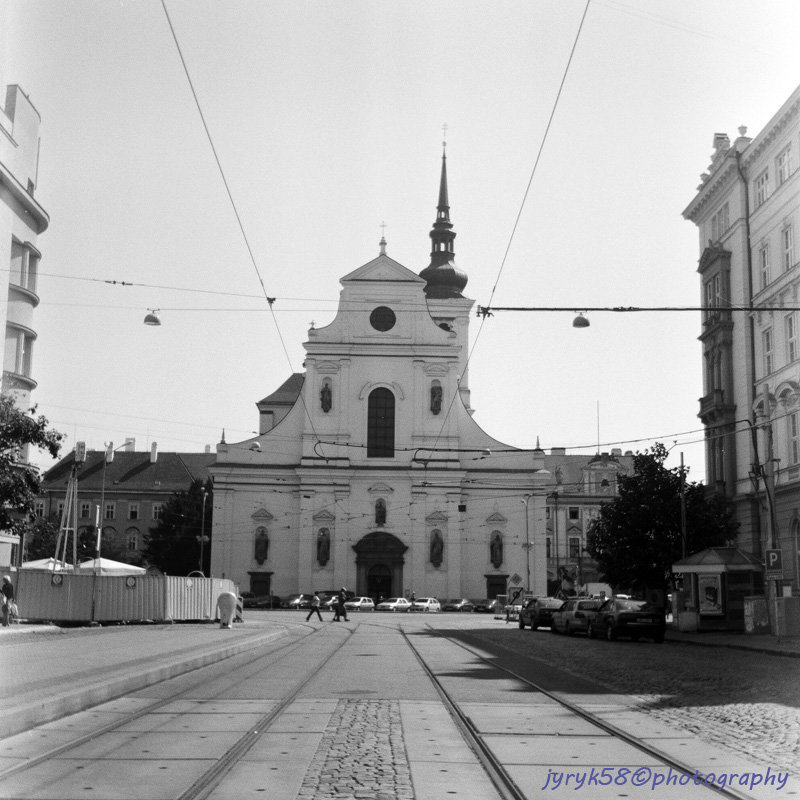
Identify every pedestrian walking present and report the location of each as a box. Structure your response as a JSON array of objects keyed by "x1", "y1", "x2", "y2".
[
  {"x1": 2, "y1": 575, "x2": 15, "y2": 627},
  {"x1": 306, "y1": 592, "x2": 323, "y2": 621},
  {"x1": 336, "y1": 587, "x2": 349, "y2": 621}
]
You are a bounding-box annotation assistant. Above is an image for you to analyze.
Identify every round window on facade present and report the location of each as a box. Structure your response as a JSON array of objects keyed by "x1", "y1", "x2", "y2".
[{"x1": 369, "y1": 306, "x2": 396, "y2": 332}]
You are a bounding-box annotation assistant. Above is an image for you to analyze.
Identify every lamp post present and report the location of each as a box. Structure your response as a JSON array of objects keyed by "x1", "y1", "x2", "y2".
[
  {"x1": 197, "y1": 488, "x2": 209, "y2": 576},
  {"x1": 522, "y1": 494, "x2": 533, "y2": 593}
]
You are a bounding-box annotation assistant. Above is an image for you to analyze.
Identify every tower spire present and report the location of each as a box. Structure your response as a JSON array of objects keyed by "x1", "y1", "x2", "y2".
[{"x1": 419, "y1": 135, "x2": 468, "y2": 298}]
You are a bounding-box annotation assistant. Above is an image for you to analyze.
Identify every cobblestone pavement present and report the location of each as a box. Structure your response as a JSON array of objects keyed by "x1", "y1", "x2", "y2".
[
  {"x1": 475, "y1": 628, "x2": 800, "y2": 777},
  {"x1": 298, "y1": 699, "x2": 414, "y2": 800}
]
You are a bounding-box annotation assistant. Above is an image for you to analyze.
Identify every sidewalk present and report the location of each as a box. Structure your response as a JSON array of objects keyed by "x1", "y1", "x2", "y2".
[
  {"x1": 0, "y1": 619, "x2": 287, "y2": 737},
  {"x1": 664, "y1": 624, "x2": 800, "y2": 657}
]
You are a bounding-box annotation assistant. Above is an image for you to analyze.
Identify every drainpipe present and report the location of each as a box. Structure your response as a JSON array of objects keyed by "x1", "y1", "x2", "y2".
[{"x1": 735, "y1": 150, "x2": 764, "y2": 557}]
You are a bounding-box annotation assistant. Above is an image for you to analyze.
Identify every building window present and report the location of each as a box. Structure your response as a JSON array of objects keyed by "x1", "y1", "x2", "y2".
[
  {"x1": 126, "y1": 529, "x2": 139, "y2": 551},
  {"x1": 777, "y1": 146, "x2": 793, "y2": 185},
  {"x1": 546, "y1": 537, "x2": 551, "y2": 558},
  {"x1": 763, "y1": 328, "x2": 773, "y2": 375},
  {"x1": 152, "y1": 503, "x2": 163, "y2": 520},
  {"x1": 787, "y1": 314, "x2": 798, "y2": 363},
  {"x1": 104, "y1": 502, "x2": 116, "y2": 520},
  {"x1": 710, "y1": 203, "x2": 729, "y2": 241},
  {"x1": 569, "y1": 537, "x2": 580, "y2": 559},
  {"x1": 790, "y1": 413, "x2": 800, "y2": 465},
  {"x1": 783, "y1": 225, "x2": 794, "y2": 272},
  {"x1": 568, "y1": 507, "x2": 580, "y2": 520},
  {"x1": 57, "y1": 501, "x2": 65, "y2": 518},
  {"x1": 80, "y1": 502, "x2": 91, "y2": 519},
  {"x1": 759, "y1": 244, "x2": 770, "y2": 290},
  {"x1": 5, "y1": 328, "x2": 35, "y2": 378},
  {"x1": 34, "y1": 500, "x2": 44, "y2": 518},
  {"x1": 375, "y1": 498, "x2": 387, "y2": 525},
  {"x1": 755, "y1": 169, "x2": 769, "y2": 207},
  {"x1": 128, "y1": 503, "x2": 139, "y2": 520},
  {"x1": 367, "y1": 387, "x2": 395, "y2": 457}
]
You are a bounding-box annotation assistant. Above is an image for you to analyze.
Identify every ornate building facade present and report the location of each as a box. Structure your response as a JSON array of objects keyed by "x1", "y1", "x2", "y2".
[
  {"x1": 210, "y1": 152, "x2": 632, "y2": 601},
  {"x1": 683, "y1": 84, "x2": 800, "y2": 590}
]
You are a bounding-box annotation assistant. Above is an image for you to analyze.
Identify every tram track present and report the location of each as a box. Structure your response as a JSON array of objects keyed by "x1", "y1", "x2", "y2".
[
  {"x1": 408, "y1": 624, "x2": 760, "y2": 800},
  {"x1": 0, "y1": 622, "x2": 352, "y2": 798}
]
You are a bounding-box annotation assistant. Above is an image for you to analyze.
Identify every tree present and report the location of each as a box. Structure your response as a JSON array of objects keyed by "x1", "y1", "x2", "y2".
[
  {"x1": 0, "y1": 395, "x2": 64, "y2": 536},
  {"x1": 143, "y1": 479, "x2": 212, "y2": 575},
  {"x1": 585, "y1": 443, "x2": 738, "y2": 594}
]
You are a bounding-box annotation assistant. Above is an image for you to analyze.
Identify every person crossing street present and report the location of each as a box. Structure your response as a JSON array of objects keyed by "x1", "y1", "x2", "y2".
[{"x1": 306, "y1": 592, "x2": 323, "y2": 622}]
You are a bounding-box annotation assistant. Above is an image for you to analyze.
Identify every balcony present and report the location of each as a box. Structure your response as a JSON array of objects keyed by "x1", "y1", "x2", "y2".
[{"x1": 699, "y1": 389, "x2": 735, "y2": 425}]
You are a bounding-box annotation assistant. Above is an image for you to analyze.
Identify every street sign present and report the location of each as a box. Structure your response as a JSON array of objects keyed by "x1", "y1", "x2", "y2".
[{"x1": 765, "y1": 549, "x2": 783, "y2": 578}]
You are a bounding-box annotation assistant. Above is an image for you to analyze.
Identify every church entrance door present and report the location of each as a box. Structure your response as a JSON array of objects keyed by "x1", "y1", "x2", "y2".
[
  {"x1": 367, "y1": 565, "x2": 392, "y2": 601},
  {"x1": 353, "y1": 532, "x2": 408, "y2": 600}
]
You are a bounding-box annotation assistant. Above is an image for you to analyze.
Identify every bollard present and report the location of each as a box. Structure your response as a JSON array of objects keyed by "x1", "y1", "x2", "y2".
[
  {"x1": 216, "y1": 591, "x2": 237, "y2": 629},
  {"x1": 235, "y1": 594, "x2": 244, "y2": 623}
]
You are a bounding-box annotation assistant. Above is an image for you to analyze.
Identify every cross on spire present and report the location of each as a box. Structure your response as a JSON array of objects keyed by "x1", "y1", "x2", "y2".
[{"x1": 441, "y1": 123, "x2": 448, "y2": 148}]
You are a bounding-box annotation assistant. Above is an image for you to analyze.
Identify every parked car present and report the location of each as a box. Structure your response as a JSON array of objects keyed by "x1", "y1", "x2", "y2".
[
  {"x1": 441, "y1": 598, "x2": 474, "y2": 612},
  {"x1": 518, "y1": 597, "x2": 565, "y2": 630},
  {"x1": 587, "y1": 598, "x2": 665, "y2": 643},
  {"x1": 409, "y1": 597, "x2": 441, "y2": 613},
  {"x1": 550, "y1": 598, "x2": 602, "y2": 635},
  {"x1": 472, "y1": 599, "x2": 499, "y2": 614},
  {"x1": 241, "y1": 592, "x2": 281, "y2": 609},
  {"x1": 282, "y1": 593, "x2": 312, "y2": 610},
  {"x1": 344, "y1": 596, "x2": 375, "y2": 612},
  {"x1": 376, "y1": 597, "x2": 412, "y2": 612}
]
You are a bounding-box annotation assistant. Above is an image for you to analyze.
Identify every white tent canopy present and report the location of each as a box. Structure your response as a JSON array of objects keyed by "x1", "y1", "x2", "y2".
[
  {"x1": 20, "y1": 557, "x2": 74, "y2": 571},
  {"x1": 76, "y1": 558, "x2": 146, "y2": 575}
]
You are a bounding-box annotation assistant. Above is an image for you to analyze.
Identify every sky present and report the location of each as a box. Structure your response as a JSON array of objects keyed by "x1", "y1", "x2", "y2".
[{"x1": 3, "y1": 0, "x2": 800, "y2": 481}]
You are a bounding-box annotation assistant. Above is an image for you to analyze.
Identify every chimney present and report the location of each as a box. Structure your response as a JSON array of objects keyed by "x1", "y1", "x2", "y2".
[
  {"x1": 204, "y1": 444, "x2": 211, "y2": 453},
  {"x1": 150, "y1": 442, "x2": 158, "y2": 463},
  {"x1": 124, "y1": 437, "x2": 135, "y2": 452}
]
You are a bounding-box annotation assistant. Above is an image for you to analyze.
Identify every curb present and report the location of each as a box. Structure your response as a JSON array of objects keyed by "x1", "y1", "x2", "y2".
[
  {"x1": 665, "y1": 634, "x2": 800, "y2": 659},
  {"x1": 3, "y1": 627, "x2": 287, "y2": 738}
]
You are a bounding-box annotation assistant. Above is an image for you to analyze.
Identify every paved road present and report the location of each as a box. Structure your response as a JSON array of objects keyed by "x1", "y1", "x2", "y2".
[{"x1": 0, "y1": 612, "x2": 797, "y2": 799}]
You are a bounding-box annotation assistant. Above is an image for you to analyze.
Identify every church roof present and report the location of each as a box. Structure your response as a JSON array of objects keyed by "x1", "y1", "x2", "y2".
[{"x1": 257, "y1": 373, "x2": 305, "y2": 406}]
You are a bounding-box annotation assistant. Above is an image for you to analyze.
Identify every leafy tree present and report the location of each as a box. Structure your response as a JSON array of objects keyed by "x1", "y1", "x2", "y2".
[
  {"x1": 143, "y1": 479, "x2": 212, "y2": 576},
  {"x1": 21, "y1": 516, "x2": 60, "y2": 561},
  {"x1": 0, "y1": 395, "x2": 63, "y2": 536},
  {"x1": 586, "y1": 443, "x2": 737, "y2": 594}
]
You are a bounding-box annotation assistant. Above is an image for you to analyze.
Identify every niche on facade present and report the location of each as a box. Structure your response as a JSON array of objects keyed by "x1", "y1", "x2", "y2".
[
  {"x1": 429, "y1": 529, "x2": 444, "y2": 568},
  {"x1": 375, "y1": 499, "x2": 387, "y2": 526},
  {"x1": 320, "y1": 378, "x2": 332, "y2": 413},
  {"x1": 254, "y1": 527, "x2": 269, "y2": 565},
  {"x1": 489, "y1": 531, "x2": 503, "y2": 568},
  {"x1": 316, "y1": 528, "x2": 331, "y2": 566},
  {"x1": 430, "y1": 380, "x2": 442, "y2": 415}
]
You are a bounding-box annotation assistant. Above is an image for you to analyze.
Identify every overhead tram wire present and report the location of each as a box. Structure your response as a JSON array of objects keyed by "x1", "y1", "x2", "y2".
[
  {"x1": 160, "y1": 0, "x2": 340, "y2": 489},
  {"x1": 427, "y1": 0, "x2": 592, "y2": 459}
]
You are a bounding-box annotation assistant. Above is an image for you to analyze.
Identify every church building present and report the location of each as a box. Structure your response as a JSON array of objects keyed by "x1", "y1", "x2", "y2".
[{"x1": 210, "y1": 149, "x2": 552, "y2": 601}]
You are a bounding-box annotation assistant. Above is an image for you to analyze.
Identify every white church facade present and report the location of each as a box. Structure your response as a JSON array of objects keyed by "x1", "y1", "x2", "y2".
[{"x1": 211, "y1": 151, "x2": 604, "y2": 602}]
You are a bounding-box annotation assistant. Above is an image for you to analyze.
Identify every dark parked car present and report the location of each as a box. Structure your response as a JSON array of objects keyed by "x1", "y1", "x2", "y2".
[
  {"x1": 550, "y1": 598, "x2": 602, "y2": 635},
  {"x1": 518, "y1": 597, "x2": 564, "y2": 630},
  {"x1": 442, "y1": 598, "x2": 475, "y2": 612},
  {"x1": 241, "y1": 592, "x2": 281, "y2": 609},
  {"x1": 472, "y1": 599, "x2": 499, "y2": 613},
  {"x1": 587, "y1": 598, "x2": 665, "y2": 643}
]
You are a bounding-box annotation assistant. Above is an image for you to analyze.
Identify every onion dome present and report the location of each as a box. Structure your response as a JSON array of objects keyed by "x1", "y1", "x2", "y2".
[{"x1": 419, "y1": 145, "x2": 468, "y2": 298}]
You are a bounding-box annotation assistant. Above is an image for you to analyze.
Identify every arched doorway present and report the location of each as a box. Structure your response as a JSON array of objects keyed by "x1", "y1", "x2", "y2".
[{"x1": 353, "y1": 531, "x2": 407, "y2": 600}]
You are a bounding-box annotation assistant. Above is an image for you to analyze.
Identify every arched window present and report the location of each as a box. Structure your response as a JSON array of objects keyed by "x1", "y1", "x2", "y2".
[{"x1": 367, "y1": 388, "x2": 395, "y2": 457}]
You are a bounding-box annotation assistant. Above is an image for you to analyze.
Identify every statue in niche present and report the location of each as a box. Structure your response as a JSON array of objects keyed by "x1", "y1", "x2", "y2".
[
  {"x1": 375, "y1": 499, "x2": 387, "y2": 526},
  {"x1": 490, "y1": 532, "x2": 503, "y2": 568},
  {"x1": 320, "y1": 382, "x2": 332, "y2": 413},
  {"x1": 430, "y1": 529, "x2": 443, "y2": 568},
  {"x1": 430, "y1": 383, "x2": 442, "y2": 415},
  {"x1": 254, "y1": 528, "x2": 269, "y2": 565},
  {"x1": 317, "y1": 528, "x2": 330, "y2": 566}
]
